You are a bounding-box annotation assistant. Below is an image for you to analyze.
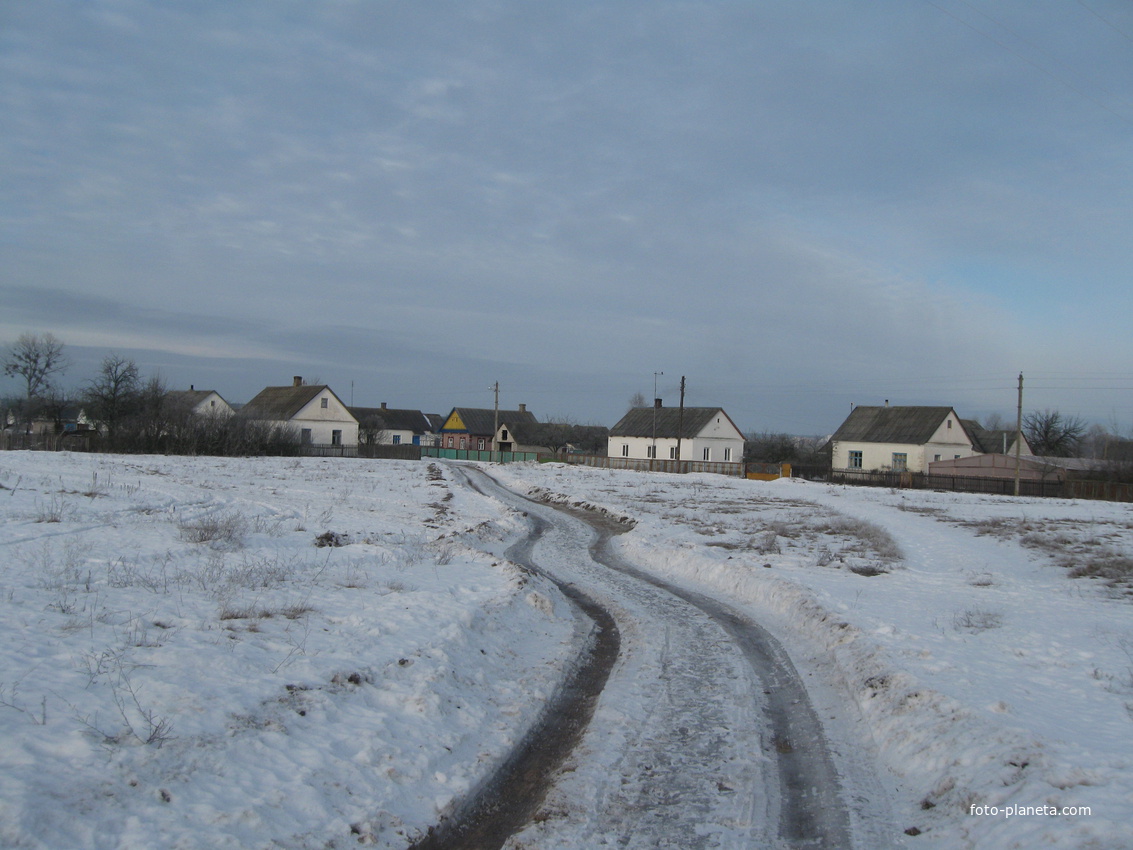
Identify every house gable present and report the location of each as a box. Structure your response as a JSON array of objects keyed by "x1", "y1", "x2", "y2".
[
  {"x1": 292, "y1": 389, "x2": 356, "y2": 424},
  {"x1": 441, "y1": 410, "x2": 467, "y2": 432}
]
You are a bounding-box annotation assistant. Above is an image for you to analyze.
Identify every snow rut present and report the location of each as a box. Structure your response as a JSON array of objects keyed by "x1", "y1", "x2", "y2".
[{"x1": 428, "y1": 465, "x2": 857, "y2": 849}]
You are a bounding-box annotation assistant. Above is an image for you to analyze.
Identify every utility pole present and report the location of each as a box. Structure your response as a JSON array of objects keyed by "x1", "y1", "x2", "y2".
[
  {"x1": 652, "y1": 371, "x2": 663, "y2": 470},
  {"x1": 1014, "y1": 372, "x2": 1023, "y2": 497},
  {"x1": 491, "y1": 381, "x2": 500, "y2": 454},
  {"x1": 675, "y1": 376, "x2": 686, "y2": 472}
]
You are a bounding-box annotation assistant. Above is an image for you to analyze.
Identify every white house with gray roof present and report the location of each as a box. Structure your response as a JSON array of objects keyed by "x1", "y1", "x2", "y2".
[
  {"x1": 829, "y1": 405, "x2": 979, "y2": 474},
  {"x1": 239, "y1": 377, "x2": 358, "y2": 447},
  {"x1": 165, "y1": 388, "x2": 234, "y2": 419},
  {"x1": 608, "y1": 401, "x2": 744, "y2": 464}
]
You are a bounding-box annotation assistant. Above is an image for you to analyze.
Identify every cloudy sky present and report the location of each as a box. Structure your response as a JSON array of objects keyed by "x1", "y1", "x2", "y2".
[{"x1": 4, "y1": 0, "x2": 1133, "y2": 434}]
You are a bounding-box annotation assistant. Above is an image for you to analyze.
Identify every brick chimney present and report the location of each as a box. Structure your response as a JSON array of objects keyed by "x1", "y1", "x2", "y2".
[
  {"x1": 654, "y1": 398, "x2": 663, "y2": 408},
  {"x1": 381, "y1": 402, "x2": 387, "y2": 409},
  {"x1": 518, "y1": 403, "x2": 527, "y2": 413},
  {"x1": 293, "y1": 376, "x2": 303, "y2": 387}
]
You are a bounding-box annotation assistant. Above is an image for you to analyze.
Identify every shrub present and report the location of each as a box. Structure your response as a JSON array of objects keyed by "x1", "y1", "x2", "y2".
[{"x1": 177, "y1": 511, "x2": 248, "y2": 549}]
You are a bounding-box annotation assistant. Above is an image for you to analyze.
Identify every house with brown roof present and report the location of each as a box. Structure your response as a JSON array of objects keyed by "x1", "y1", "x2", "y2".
[
  {"x1": 608, "y1": 401, "x2": 744, "y2": 464},
  {"x1": 239, "y1": 377, "x2": 358, "y2": 447},
  {"x1": 829, "y1": 405, "x2": 978, "y2": 474}
]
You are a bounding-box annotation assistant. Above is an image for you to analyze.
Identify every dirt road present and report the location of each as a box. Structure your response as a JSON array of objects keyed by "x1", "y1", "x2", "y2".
[{"x1": 415, "y1": 465, "x2": 863, "y2": 849}]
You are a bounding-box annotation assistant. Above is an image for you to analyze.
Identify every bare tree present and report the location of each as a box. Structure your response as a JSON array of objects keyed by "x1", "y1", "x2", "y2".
[
  {"x1": 531, "y1": 419, "x2": 609, "y2": 456},
  {"x1": 84, "y1": 355, "x2": 141, "y2": 438},
  {"x1": 744, "y1": 431, "x2": 800, "y2": 463},
  {"x1": 1023, "y1": 409, "x2": 1086, "y2": 457},
  {"x1": 627, "y1": 392, "x2": 647, "y2": 411},
  {"x1": 356, "y1": 414, "x2": 390, "y2": 447},
  {"x1": 3, "y1": 332, "x2": 67, "y2": 402}
]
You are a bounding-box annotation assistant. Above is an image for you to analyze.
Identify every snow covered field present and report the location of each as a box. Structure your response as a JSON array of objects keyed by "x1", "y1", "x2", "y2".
[
  {"x1": 2, "y1": 452, "x2": 1132, "y2": 848},
  {"x1": 493, "y1": 463, "x2": 1133, "y2": 849},
  {"x1": 0, "y1": 453, "x2": 576, "y2": 849}
]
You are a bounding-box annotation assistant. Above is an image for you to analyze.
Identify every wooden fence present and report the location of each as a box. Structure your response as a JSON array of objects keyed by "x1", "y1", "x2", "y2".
[
  {"x1": 791, "y1": 465, "x2": 1133, "y2": 502},
  {"x1": 557, "y1": 454, "x2": 746, "y2": 477}
]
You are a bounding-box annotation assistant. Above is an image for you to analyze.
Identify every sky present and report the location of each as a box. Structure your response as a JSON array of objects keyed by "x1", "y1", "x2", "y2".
[{"x1": 3, "y1": 0, "x2": 1133, "y2": 435}]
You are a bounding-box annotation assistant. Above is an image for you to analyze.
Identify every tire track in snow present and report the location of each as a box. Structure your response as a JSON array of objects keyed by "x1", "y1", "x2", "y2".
[
  {"x1": 414, "y1": 465, "x2": 858, "y2": 849},
  {"x1": 407, "y1": 469, "x2": 620, "y2": 850}
]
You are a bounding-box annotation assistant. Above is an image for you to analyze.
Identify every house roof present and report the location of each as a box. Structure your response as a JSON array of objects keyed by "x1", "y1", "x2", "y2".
[
  {"x1": 496, "y1": 419, "x2": 548, "y2": 445},
  {"x1": 609, "y1": 406, "x2": 734, "y2": 439},
  {"x1": 166, "y1": 389, "x2": 227, "y2": 411},
  {"x1": 239, "y1": 385, "x2": 332, "y2": 421},
  {"x1": 963, "y1": 421, "x2": 1027, "y2": 455},
  {"x1": 350, "y1": 407, "x2": 434, "y2": 434},
  {"x1": 831, "y1": 406, "x2": 963, "y2": 445},
  {"x1": 441, "y1": 407, "x2": 538, "y2": 435}
]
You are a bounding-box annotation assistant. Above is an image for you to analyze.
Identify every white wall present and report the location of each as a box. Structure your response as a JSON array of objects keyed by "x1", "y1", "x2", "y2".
[
  {"x1": 607, "y1": 434, "x2": 743, "y2": 462},
  {"x1": 292, "y1": 391, "x2": 359, "y2": 446}
]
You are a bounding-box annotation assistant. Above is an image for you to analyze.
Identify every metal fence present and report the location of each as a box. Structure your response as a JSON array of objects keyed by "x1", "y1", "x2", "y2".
[{"x1": 421, "y1": 447, "x2": 542, "y2": 463}]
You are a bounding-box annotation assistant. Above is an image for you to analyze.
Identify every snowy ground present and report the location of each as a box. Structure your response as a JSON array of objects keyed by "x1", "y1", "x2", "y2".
[
  {"x1": 0, "y1": 453, "x2": 577, "y2": 849},
  {"x1": 2, "y1": 453, "x2": 1132, "y2": 848},
  {"x1": 492, "y1": 463, "x2": 1133, "y2": 849}
]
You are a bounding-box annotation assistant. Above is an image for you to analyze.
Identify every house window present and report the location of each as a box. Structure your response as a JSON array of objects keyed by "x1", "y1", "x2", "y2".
[
  {"x1": 621, "y1": 444, "x2": 629, "y2": 457},
  {"x1": 447, "y1": 436, "x2": 455, "y2": 448},
  {"x1": 892, "y1": 452, "x2": 908, "y2": 471},
  {"x1": 321, "y1": 398, "x2": 329, "y2": 409},
  {"x1": 647, "y1": 445, "x2": 657, "y2": 459},
  {"x1": 724, "y1": 447, "x2": 732, "y2": 462},
  {"x1": 947, "y1": 419, "x2": 952, "y2": 429},
  {"x1": 703, "y1": 447, "x2": 711, "y2": 461},
  {"x1": 478, "y1": 439, "x2": 485, "y2": 450},
  {"x1": 848, "y1": 450, "x2": 863, "y2": 469},
  {"x1": 301, "y1": 428, "x2": 312, "y2": 445},
  {"x1": 934, "y1": 454, "x2": 941, "y2": 462},
  {"x1": 392, "y1": 435, "x2": 401, "y2": 445},
  {"x1": 501, "y1": 429, "x2": 508, "y2": 441},
  {"x1": 669, "y1": 446, "x2": 678, "y2": 459},
  {"x1": 331, "y1": 430, "x2": 342, "y2": 446},
  {"x1": 460, "y1": 437, "x2": 467, "y2": 449}
]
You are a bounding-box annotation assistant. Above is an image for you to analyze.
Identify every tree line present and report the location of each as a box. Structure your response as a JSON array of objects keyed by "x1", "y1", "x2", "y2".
[{"x1": 2, "y1": 333, "x2": 300, "y2": 455}]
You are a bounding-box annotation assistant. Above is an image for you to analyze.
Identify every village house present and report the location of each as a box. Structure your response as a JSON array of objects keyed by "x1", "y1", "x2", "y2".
[
  {"x1": 438, "y1": 404, "x2": 538, "y2": 452},
  {"x1": 3, "y1": 402, "x2": 94, "y2": 436},
  {"x1": 165, "y1": 387, "x2": 234, "y2": 419},
  {"x1": 349, "y1": 403, "x2": 439, "y2": 447},
  {"x1": 608, "y1": 401, "x2": 745, "y2": 464},
  {"x1": 490, "y1": 418, "x2": 552, "y2": 454},
  {"x1": 964, "y1": 421, "x2": 1032, "y2": 458},
  {"x1": 828, "y1": 405, "x2": 979, "y2": 474},
  {"x1": 239, "y1": 377, "x2": 358, "y2": 447}
]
